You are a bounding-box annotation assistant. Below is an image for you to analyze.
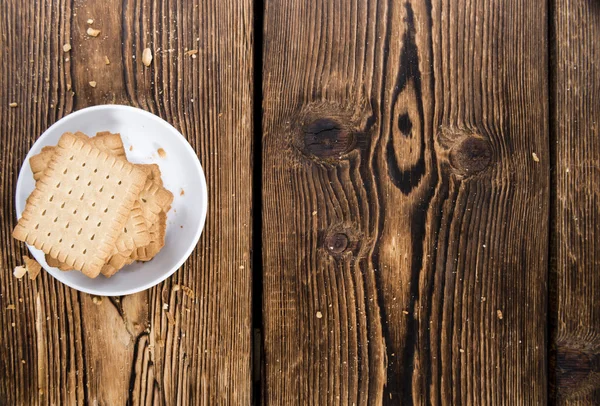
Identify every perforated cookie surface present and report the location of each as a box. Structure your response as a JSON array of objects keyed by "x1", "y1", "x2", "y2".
[{"x1": 13, "y1": 132, "x2": 147, "y2": 278}]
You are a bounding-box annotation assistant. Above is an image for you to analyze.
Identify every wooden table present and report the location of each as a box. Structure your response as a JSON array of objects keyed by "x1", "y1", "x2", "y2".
[{"x1": 0, "y1": 0, "x2": 598, "y2": 404}]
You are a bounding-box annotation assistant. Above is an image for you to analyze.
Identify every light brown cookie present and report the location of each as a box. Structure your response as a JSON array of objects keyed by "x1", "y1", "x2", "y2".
[
  {"x1": 38, "y1": 132, "x2": 150, "y2": 273},
  {"x1": 13, "y1": 132, "x2": 147, "y2": 278}
]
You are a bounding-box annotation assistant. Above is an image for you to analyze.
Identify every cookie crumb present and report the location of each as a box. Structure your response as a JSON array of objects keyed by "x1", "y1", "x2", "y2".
[
  {"x1": 142, "y1": 48, "x2": 153, "y2": 67},
  {"x1": 23, "y1": 255, "x2": 41, "y2": 280},
  {"x1": 129, "y1": 145, "x2": 133, "y2": 151},
  {"x1": 180, "y1": 188, "x2": 185, "y2": 196},
  {"x1": 316, "y1": 311, "x2": 323, "y2": 319},
  {"x1": 63, "y1": 43, "x2": 71, "y2": 52},
  {"x1": 172, "y1": 285, "x2": 180, "y2": 292},
  {"x1": 89, "y1": 81, "x2": 97, "y2": 88},
  {"x1": 104, "y1": 56, "x2": 110, "y2": 65},
  {"x1": 157, "y1": 147, "x2": 166, "y2": 158},
  {"x1": 184, "y1": 49, "x2": 198, "y2": 57},
  {"x1": 497, "y1": 310, "x2": 503, "y2": 320},
  {"x1": 459, "y1": 348, "x2": 465, "y2": 353},
  {"x1": 87, "y1": 27, "x2": 101, "y2": 37},
  {"x1": 9, "y1": 102, "x2": 18, "y2": 108},
  {"x1": 402, "y1": 310, "x2": 409, "y2": 315},
  {"x1": 163, "y1": 303, "x2": 168, "y2": 310},
  {"x1": 13, "y1": 266, "x2": 26, "y2": 279},
  {"x1": 91, "y1": 296, "x2": 103, "y2": 305},
  {"x1": 180, "y1": 286, "x2": 195, "y2": 299},
  {"x1": 87, "y1": 18, "x2": 94, "y2": 24},
  {"x1": 532, "y1": 152, "x2": 540, "y2": 162}
]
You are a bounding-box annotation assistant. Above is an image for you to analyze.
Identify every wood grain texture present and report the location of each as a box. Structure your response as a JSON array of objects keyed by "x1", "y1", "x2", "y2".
[
  {"x1": 552, "y1": 0, "x2": 600, "y2": 403},
  {"x1": 261, "y1": 0, "x2": 549, "y2": 404},
  {"x1": 0, "y1": 0, "x2": 253, "y2": 404}
]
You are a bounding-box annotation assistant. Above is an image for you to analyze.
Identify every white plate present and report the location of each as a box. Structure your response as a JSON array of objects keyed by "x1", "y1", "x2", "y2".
[{"x1": 15, "y1": 105, "x2": 208, "y2": 296}]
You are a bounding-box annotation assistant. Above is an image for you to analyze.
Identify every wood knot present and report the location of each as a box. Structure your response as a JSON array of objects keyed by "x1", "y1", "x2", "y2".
[
  {"x1": 556, "y1": 346, "x2": 600, "y2": 398},
  {"x1": 325, "y1": 233, "x2": 349, "y2": 254},
  {"x1": 304, "y1": 118, "x2": 352, "y2": 158},
  {"x1": 449, "y1": 136, "x2": 492, "y2": 176},
  {"x1": 397, "y1": 113, "x2": 412, "y2": 137}
]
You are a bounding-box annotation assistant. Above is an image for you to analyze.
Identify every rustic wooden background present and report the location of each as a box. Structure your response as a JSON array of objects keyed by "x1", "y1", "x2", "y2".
[{"x1": 0, "y1": 0, "x2": 598, "y2": 404}]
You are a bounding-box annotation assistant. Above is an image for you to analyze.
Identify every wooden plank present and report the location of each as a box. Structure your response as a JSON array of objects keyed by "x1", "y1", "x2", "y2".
[
  {"x1": 0, "y1": 0, "x2": 253, "y2": 404},
  {"x1": 261, "y1": 0, "x2": 549, "y2": 403},
  {"x1": 552, "y1": 0, "x2": 600, "y2": 403}
]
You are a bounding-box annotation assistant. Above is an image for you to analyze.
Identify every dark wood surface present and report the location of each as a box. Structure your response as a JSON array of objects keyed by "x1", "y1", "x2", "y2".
[
  {"x1": 0, "y1": 0, "x2": 253, "y2": 404},
  {"x1": 0, "y1": 0, "x2": 597, "y2": 404},
  {"x1": 261, "y1": 0, "x2": 549, "y2": 404},
  {"x1": 552, "y1": 0, "x2": 600, "y2": 404}
]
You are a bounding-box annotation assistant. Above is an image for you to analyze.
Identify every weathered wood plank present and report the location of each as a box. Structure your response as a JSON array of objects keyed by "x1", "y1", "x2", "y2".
[
  {"x1": 0, "y1": 0, "x2": 253, "y2": 404},
  {"x1": 552, "y1": 0, "x2": 600, "y2": 403},
  {"x1": 261, "y1": 0, "x2": 549, "y2": 403}
]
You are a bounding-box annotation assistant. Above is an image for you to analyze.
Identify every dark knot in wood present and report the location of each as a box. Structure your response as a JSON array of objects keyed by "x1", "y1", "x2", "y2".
[
  {"x1": 449, "y1": 136, "x2": 492, "y2": 176},
  {"x1": 397, "y1": 113, "x2": 413, "y2": 137},
  {"x1": 303, "y1": 118, "x2": 352, "y2": 158},
  {"x1": 325, "y1": 233, "x2": 349, "y2": 254},
  {"x1": 555, "y1": 346, "x2": 600, "y2": 398}
]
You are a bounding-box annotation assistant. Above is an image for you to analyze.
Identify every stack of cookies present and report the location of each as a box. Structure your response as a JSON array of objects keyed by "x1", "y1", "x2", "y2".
[{"x1": 13, "y1": 131, "x2": 173, "y2": 278}]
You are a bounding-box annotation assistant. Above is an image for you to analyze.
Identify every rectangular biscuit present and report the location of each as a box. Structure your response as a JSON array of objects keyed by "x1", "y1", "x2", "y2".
[
  {"x1": 13, "y1": 132, "x2": 147, "y2": 278},
  {"x1": 38, "y1": 132, "x2": 150, "y2": 272},
  {"x1": 41, "y1": 136, "x2": 170, "y2": 275}
]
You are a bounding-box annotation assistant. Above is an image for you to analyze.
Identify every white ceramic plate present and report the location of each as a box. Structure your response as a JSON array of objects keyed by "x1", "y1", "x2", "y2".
[{"x1": 15, "y1": 105, "x2": 207, "y2": 296}]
